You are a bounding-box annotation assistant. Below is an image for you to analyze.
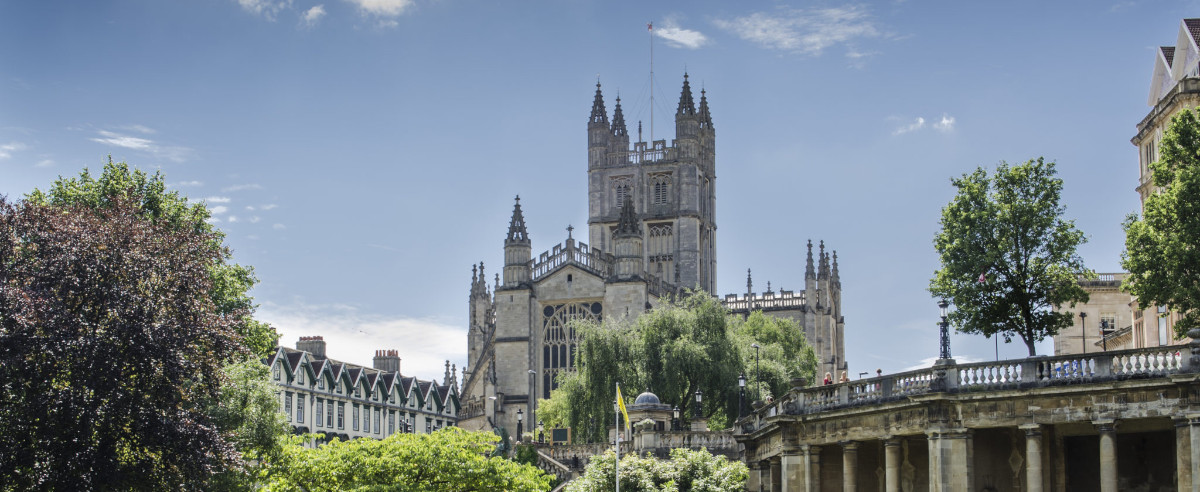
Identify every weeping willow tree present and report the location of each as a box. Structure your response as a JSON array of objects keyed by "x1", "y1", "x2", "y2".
[{"x1": 539, "y1": 293, "x2": 817, "y2": 442}]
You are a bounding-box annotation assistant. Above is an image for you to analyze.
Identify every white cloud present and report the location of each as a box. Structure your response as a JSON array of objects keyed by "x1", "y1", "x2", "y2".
[
  {"x1": 933, "y1": 113, "x2": 956, "y2": 132},
  {"x1": 235, "y1": 0, "x2": 293, "y2": 21},
  {"x1": 273, "y1": 223, "x2": 287, "y2": 230},
  {"x1": 206, "y1": 217, "x2": 222, "y2": 224},
  {"x1": 122, "y1": 124, "x2": 156, "y2": 134},
  {"x1": 228, "y1": 215, "x2": 240, "y2": 223},
  {"x1": 172, "y1": 180, "x2": 204, "y2": 187},
  {"x1": 893, "y1": 117, "x2": 925, "y2": 135},
  {"x1": 89, "y1": 129, "x2": 192, "y2": 162},
  {"x1": 714, "y1": 6, "x2": 880, "y2": 57},
  {"x1": 204, "y1": 196, "x2": 232, "y2": 204},
  {"x1": 654, "y1": 19, "x2": 709, "y2": 49},
  {"x1": 210, "y1": 205, "x2": 229, "y2": 215},
  {"x1": 249, "y1": 216, "x2": 262, "y2": 223},
  {"x1": 35, "y1": 159, "x2": 54, "y2": 168},
  {"x1": 258, "y1": 302, "x2": 465, "y2": 380},
  {"x1": 246, "y1": 205, "x2": 256, "y2": 211},
  {"x1": 261, "y1": 203, "x2": 278, "y2": 210},
  {"x1": 302, "y1": 5, "x2": 326, "y2": 26},
  {"x1": 0, "y1": 141, "x2": 27, "y2": 159},
  {"x1": 345, "y1": 0, "x2": 413, "y2": 18},
  {"x1": 222, "y1": 183, "x2": 263, "y2": 192}
]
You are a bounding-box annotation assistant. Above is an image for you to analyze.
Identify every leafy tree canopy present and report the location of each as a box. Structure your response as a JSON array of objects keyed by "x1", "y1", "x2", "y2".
[
  {"x1": 564, "y1": 448, "x2": 747, "y2": 492},
  {"x1": 205, "y1": 359, "x2": 292, "y2": 490},
  {"x1": 0, "y1": 196, "x2": 241, "y2": 490},
  {"x1": 539, "y1": 293, "x2": 817, "y2": 442},
  {"x1": 1124, "y1": 108, "x2": 1200, "y2": 335},
  {"x1": 261, "y1": 427, "x2": 554, "y2": 492},
  {"x1": 26, "y1": 159, "x2": 279, "y2": 358},
  {"x1": 929, "y1": 158, "x2": 1090, "y2": 355}
]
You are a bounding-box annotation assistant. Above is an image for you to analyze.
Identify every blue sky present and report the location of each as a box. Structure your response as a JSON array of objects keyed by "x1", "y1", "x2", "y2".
[{"x1": 1, "y1": 0, "x2": 1194, "y2": 381}]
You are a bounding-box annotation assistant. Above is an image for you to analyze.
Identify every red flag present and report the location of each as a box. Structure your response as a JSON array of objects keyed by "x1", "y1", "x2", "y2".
[{"x1": 647, "y1": 22, "x2": 653, "y2": 31}]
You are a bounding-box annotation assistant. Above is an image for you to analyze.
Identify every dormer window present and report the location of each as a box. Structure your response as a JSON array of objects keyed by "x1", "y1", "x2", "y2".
[
  {"x1": 318, "y1": 376, "x2": 325, "y2": 390},
  {"x1": 273, "y1": 363, "x2": 280, "y2": 380},
  {"x1": 298, "y1": 371, "x2": 305, "y2": 385}
]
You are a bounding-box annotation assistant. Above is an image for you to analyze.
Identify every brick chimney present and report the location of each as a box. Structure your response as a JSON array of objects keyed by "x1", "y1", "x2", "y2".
[
  {"x1": 296, "y1": 336, "x2": 326, "y2": 359},
  {"x1": 373, "y1": 349, "x2": 401, "y2": 373}
]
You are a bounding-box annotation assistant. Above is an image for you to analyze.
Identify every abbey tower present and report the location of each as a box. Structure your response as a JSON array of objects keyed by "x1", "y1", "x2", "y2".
[{"x1": 457, "y1": 74, "x2": 846, "y2": 438}]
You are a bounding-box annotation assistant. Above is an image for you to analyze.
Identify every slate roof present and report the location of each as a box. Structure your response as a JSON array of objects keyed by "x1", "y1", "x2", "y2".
[
  {"x1": 1186, "y1": 19, "x2": 1200, "y2": 49},
  {"x1": 1163, "y1": 46, "x2": 1176, "y2": 67}
]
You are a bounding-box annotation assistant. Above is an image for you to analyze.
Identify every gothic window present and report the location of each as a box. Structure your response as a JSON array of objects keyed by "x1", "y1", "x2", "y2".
[
  {"x1": 650, "y1": 174, "x2": 672, "y2": 205},
  {"x1": 541, "y1": 302, "x2": 603, "y2": 398},
  {"x1": 647, "y1": 223, "x2": 674, "y2": 280},
  {"x1": 612, "y1": 176, "x2": 633, "y2": 213},
  {"x1": 616, "y1": 184, "x2": 630, "y2": 205}
]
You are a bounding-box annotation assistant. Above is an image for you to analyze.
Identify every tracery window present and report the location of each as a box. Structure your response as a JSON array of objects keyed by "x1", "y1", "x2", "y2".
[
  {"x1": 651, "y1": 174, "x2": 672, "y2": 205},
  {"x1": 647, "y1": 223, "x2": 674, "y2": 279},
  {"x1": 612, "y1": 175, "x2": 633, "y2": 213},
  {"x1": 542, "y1": 302, "x2": 603, "y2": 398}
]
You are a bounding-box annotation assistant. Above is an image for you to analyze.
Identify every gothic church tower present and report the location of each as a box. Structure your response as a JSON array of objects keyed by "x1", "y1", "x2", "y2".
[{"x1": 586, "y1": 74, "x2": 717, "y2": 293}]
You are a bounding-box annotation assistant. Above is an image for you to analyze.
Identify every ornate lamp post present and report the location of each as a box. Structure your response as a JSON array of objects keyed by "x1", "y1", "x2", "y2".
[
  {"x1": 693, "y1": 389, "x2": 703, "y2": 420},
  {"x1": 1079, "y1": 312, "x2": 1088, "y2": 354},
  {"x1": 516, "y1": 408, "x2": 524, "y2": 443},
  {"x1": 938, "y1": 299, "x2": 951, "y2": 360},
  {"x1": 672, "y1": 405, "x2": 680, "y2": 431},
  {"x1": 1101, "y1": 319, "x2": 1112, "y2": 351},
  {"x1": 738, "y1": 373, "x2": 747, "y2": 418},
  {"x1": 537, "y1": 420, "x2": 545, "y2": 443}
]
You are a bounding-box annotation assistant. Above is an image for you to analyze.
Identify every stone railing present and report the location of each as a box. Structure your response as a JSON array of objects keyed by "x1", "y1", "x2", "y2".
[
  {"x1": 645, "y1": 272, "x2": 679, "y2": 299},
  {"x1": 722, "y1": 290, "x2": 807, "y2": 313},
  {"x1": 739, "y1": 338, "x2": 1200, "y2": 435},
  {"x1": 530, "y1": 240, "x2": 613, "y2": 281},
  {"x1": 610, "y1": 141, "x2": 676, "y2": 166},
  {"x1": 656, "y1": 430, "x2": 738, "y2": 452},
  {"x1": 535, "y1": 449, "x2": 575, "y2": 484}
]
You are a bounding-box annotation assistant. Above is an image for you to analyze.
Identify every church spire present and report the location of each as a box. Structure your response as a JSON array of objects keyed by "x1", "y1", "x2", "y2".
[
  {"x1": 676, "y1": 73, "x2": 696, "y2": 117},
  {"x1": 698, "y1": 88, "x2": 713, "y2": 128},
  {"x1": 805, "y1": 240, "x2": 816, "y2": 280},
  {"x1": 590, "y1": 81, "x2": 608, "y2": 125},
  {"x1": 611, "y1": 96, "x2": 628, "y2": 137},
  {"x1": 506, "y1": 195, "x2": 529, "y2": 245},
  {"x1": 818, "y1": 240, "x2": 829, "y2": 280},
  {"x1": 614, "y1": 195, "x2": 641, "y2": 237}
]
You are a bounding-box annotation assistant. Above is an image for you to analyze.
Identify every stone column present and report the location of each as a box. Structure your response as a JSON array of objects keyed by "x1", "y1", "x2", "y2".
[
  {"x1": 842, "y1": 441, "x2": 858, "y2": 491},
  {"x1": 1096, "y1": 420, "x2": 1117, "y2": 492},
  {"x1": 781, "y1": 446, "x2": 803, "y2": 492},
  {"x1": 884, "y1": 439, "x2": 900, "y2": 492},
  {"x1": 747, "y1": 461, "x2": 761, "y2": 492},
  {"x1": 769, "y1": 456, "x2": 782, "y2": 492},
  {"x1": 1181, "y1": 415, "x2": 1200, "y2": 492},
  {"x1": 1021, "y1": 424, "x2": 1043, "y2": 492},
  {"x1": 804, "y1": 444, "x2": 821, "y2": 492},
  {"x1": 927, "y1": 429, "x2": 972, "y2": 492}
]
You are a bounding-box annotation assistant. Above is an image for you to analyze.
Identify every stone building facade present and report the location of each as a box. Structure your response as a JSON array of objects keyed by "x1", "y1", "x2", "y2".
[
  {"x1": 267, "y1": 336, "x2": 459, "y2": 442},
  {"x1": 457, "y1": 74, "x2": 847, "y2": 439}
]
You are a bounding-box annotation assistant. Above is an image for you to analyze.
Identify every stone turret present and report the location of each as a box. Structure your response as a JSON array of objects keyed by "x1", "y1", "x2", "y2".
[
  {"x1": 611, "y1": 95, "x2": 629, "y2": 153},
  {"x1": 675, "y1": 74, "x2": 699, "y2": 159},
  {"x1": 503, "y1": 196, "x2": 532, "y2": 287},
  {"x1": 613, "y1": 195, "x2": 643, "y2": 280},
  {"x1": 588, "y1": 82, "x2": 610, "y2": 169}
]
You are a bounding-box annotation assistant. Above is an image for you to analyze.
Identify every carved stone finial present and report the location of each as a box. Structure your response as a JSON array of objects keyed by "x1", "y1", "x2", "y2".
[{"x1": 567, "y1": 224, "x2": 574, "y2": 239}]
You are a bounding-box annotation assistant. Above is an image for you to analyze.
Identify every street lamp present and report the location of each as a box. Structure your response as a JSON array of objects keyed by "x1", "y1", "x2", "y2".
[
  {"x1": 938, "y1": 299, "x2": 951, "y2": 360},
  {"x1": 1101, "y1": 319, "x2": 1112, "y2": 351},
  {"x1": 737, "y1": 373, "x2": 747, "y2": 418},
  {"x1": 672, "y1": 405, "x2": 680, "y2": 431},
  {"x1": 516, "y1": 408, "x2": 524, "y2": 443},
  {"x1": 538, "y1": 420, "x2": 545, "y2": 443},
  {"x1": 750, "y1": 343, "x2": 761, "y2": 401},
  {"x1": 1079, "y1": 312, "x2": 1088, "y2": 355},
  {"x1": 693, "y1": 389, "x2": 703, "y2": 420}
]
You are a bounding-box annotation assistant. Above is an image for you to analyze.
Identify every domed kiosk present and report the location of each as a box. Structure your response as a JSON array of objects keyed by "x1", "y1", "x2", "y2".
[{"x1": 628, "y1": 390, "x2": 673, "y2": 432}]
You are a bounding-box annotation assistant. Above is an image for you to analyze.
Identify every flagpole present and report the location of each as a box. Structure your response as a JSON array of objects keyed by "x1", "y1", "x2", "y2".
[
  {"x1": 648, "y1": 21, "x2": 654, "y2": 143},
  {"x1": 615, "y1": 382, "x2": 620, "y2": 492}
]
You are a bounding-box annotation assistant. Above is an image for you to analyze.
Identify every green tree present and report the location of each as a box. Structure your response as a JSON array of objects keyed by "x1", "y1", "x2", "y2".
[
  {"x1": 0, "y1": 196, "x2": 241, "y2": 490},
  {"x1": 539, "y1": 293, "x2": 817, "y2": 441},
  {"x1": 261, "y1": 427, "x2": 553, "y2": 492},
  {"x1": 730, "y1": 311, "x2": 818, "y2": 403},
  {"x1": 929, "y1": 158, "x2": 1090, "y2": 356},
  {"x1": 564, "y1": 448, "x2": 747, "y2": 492},
  {"x1": 1124, "y1": 108, "x2": 1200, "y2": 336},
  {"x1": 26, "y1": 159, "x2": 279, "y2": 358},
  {"x1": 205, "y1": 359, "x2": 292, "y2": 490}
]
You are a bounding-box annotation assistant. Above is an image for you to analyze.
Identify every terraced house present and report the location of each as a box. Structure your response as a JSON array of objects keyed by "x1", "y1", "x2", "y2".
[{"x1": 267, "y1": 336, "x2": 459, "y2": 442}]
